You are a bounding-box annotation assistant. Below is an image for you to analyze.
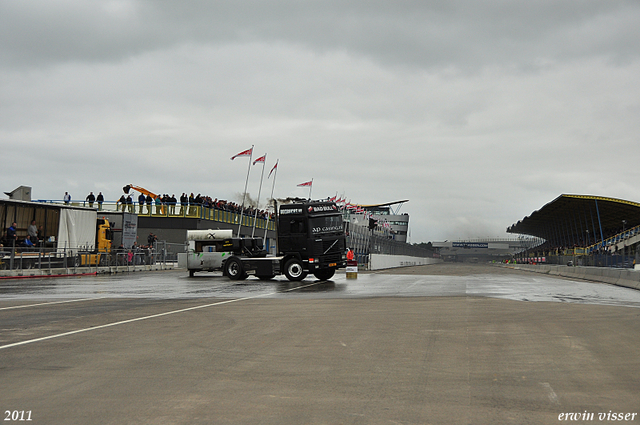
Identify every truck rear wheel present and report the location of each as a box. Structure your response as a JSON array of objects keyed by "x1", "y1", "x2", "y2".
[
  {"x1": 284, "y1": 259, "x2": 307, "y2": 282},
  {"x1": 313, "y1": 268, "x2": 335, "y2": 281},
  {"x1": 224, "y1": 257, "x2": 245, "y2": 280}
]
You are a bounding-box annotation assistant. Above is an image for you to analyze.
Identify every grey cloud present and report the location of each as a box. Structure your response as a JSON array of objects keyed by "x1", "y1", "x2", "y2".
[
  {"x1": 2, "y1": 1, "x2": 640, "y2": 242},
  {"x1": 3, "y1": 1, "x2": 639, "y2": 71}
]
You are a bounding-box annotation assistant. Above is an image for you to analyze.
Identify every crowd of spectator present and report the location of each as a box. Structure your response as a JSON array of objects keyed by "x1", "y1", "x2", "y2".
[
  {"x1": 113, "y1": 191, "x2": 273, "y2": 220},
  {"x1": 517, "y1": 224, "x2": 640, "y2": 259},
  {"x1": 1, "y1": 220, "x2": 46, "y2": 250},
  {"x1": 58, "y1": 190, "x2": 276, "y2": 221}
]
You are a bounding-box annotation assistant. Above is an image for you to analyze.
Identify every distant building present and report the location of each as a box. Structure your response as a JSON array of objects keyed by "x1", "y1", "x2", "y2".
[
  {"x1": 349, "y1": 200, "x2": 410, "y2": 243},
  {"x1": 432, "y1": 238, "x2": 538, "y2": 262}
]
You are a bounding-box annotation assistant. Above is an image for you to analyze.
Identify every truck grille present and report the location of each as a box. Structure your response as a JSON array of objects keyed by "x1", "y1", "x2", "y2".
[{"x1": 317, "y1": 239, "x2": 344, "y2": 263}]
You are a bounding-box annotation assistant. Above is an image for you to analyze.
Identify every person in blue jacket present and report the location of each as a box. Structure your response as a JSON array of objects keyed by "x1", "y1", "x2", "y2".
[{"x1": 6, "y1": 222, "x2": 17, "y2": 245}]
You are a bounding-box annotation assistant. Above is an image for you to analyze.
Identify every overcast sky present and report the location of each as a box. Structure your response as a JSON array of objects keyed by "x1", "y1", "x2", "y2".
[{"x1": 2, "y1": 1, "x2": 639, "y2": 243}]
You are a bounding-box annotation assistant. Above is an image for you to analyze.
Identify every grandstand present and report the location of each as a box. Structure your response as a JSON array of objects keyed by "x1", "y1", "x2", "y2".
[{"x1": 507, "y1": 194, "x2": 640, "y2": 268}]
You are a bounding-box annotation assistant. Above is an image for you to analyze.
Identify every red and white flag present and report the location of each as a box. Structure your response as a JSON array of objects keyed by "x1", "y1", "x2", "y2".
[
  {"x1": 231, "y1": 147, "x2": 253, "y2": 160},
  {"x1": 329, "y1": 196, "x2": 336, "y2": 202},
  {"x1": 297, "y1": 181, "x2": 313, "y2": 187},
  {"x1": 253, "y1": 154, "x2": 266, "y2": 165},
  {"x1": 268, "y1": 161, "x2": 278, "y2": 178}
]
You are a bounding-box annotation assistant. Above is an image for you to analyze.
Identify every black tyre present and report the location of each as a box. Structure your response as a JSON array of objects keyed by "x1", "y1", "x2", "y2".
[
  {"x1": 313, "y1": 268, "x2": 335, "y2": 281},
  {"x1": 224, "y1": 257, "x2": 245, "y2": 280},
  {"x1": 284, "y1": 259, "x2": 307, "y2": 282}
]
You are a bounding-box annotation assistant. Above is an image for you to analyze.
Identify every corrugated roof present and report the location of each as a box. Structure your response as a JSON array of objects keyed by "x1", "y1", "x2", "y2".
[{"x1": 507, "y1": 194, "x2": 640, "y2": 241}]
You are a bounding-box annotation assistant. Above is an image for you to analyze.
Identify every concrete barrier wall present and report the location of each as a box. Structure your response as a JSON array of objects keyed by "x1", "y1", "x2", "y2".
[
  {"x1": 370, "y1": 254, "x2": 442, "y2": 271},
  {"x1": 510, "y1": 264, "x2": 640, "y2": 291}
]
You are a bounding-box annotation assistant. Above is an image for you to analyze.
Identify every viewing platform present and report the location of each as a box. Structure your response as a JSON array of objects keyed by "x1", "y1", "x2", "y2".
[{"x1": 34, "y1": 200, "x2": 277, "y2": 233}]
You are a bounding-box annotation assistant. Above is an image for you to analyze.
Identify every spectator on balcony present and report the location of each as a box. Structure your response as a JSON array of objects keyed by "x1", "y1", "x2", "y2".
[
  {"x1": 169, "y1": 194, "x2": 177, "y2": 215},
  {"x1": 138, "y1": 193, "x2": 146, "y2": 214},
  {"x1": 188, "y1": 193, "x2": 195, "y2": 215},
  {"x1": 96, "y1": 192, "x2": 104, "y2": 210},
  {"x1": 180, "y1": 193, "x2": 187, "y2": 215},
  {"x1": 126, "y1": 195, "x2": 134, "y2": 213},
  {"x1": 86, "y1": 192, "x2": 96, "y2": 208},
  {"x1": 118, "y1": 194, "x2": 126, "y2": 212}
]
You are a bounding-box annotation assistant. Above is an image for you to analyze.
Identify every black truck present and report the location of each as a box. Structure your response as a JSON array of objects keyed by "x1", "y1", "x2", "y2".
[{"x1": 221, "y1": 200, "x2": 347, "y2": 281}]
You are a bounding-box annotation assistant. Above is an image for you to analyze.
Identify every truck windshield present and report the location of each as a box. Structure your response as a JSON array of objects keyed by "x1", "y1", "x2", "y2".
[{"x1": 309, "y1": 215, "x2": 343, "y2": 235}]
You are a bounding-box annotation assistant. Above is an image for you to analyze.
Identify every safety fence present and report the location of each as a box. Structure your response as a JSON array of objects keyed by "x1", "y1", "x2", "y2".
[
  {"x1": 547, "y1": 254, "x2": 635, "y2": 268},
  {"x1": 516, "y1": 224, "x2": 640, "y2": 268},
  {"x1": 0, "y1": 241, "x2": 183, "y2": 273},
  {"x1": 347, "y1": 222, "x2": 434, "y2": 268}
]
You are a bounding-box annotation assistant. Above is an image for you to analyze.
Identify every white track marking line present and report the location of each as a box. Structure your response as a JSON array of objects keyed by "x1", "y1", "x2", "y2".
[
  {"x1": 0, "y1": 297, "x2": 108, "y2": 311},
  {"x1": 540, "y1": 382, "x2": 560, "y2": 405},
  {"x1": 0, "y1": 281, "x2": 320, "y2": 350}
]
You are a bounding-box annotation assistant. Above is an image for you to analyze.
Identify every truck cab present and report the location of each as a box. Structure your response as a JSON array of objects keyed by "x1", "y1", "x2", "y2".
[{"x1": 277, "y1": 201, "x2": 347, "y2": 281}]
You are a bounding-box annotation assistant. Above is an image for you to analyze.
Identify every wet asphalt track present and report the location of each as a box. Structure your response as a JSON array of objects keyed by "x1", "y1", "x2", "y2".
[
  {"x1": 1, "y1": 264, "x2": 640, "y2": 425},
  {"x1": 1, "y1": 265, "x2": 640, "y2": 308}
]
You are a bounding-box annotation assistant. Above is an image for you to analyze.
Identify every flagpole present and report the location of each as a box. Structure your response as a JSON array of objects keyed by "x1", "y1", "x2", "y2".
[
  {"x1": 237, "y1": 145, "x2": 254, "y2": 237},
  {"x1": 308, "y1": 178, "x2": 313, "y2": 200},
  {"x1": 263, "y1": 159, "x2": 279, "y2": 247},
  {"x1": 252, "y1": 154, "x2": 267, "y2": 237}
]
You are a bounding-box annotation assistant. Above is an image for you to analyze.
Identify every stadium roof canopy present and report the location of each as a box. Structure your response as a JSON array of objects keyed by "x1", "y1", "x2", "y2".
[
  {"x1": 359, "y1": 200, "x2": 409, "y2": 208},
  {"x1": 359, "y1": 200, "x2": 409, "y2": 215},
  {"x1": 507, "y1": 194, "x2": 640, "y2": 246}
]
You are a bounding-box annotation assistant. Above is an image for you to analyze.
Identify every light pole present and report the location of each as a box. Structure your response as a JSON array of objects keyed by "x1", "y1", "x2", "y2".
[
  {"x1": 586, "y1": 229, "x2": 590, "y2": 266},
  {"x1": 622, "y1": 220, "x2": 627, "y2": 267}
]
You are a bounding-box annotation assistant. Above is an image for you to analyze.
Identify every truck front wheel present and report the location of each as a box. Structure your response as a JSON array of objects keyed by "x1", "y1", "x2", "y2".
[
  {"x1": 284, "y1": 259, "x2": 307, "y2": 282},
  {"x1": 313, "y1": 268, "x2": 335, "y2": 281},
  {"x1": 224, "y1": 257, "x2": 245, "y2": 280}
]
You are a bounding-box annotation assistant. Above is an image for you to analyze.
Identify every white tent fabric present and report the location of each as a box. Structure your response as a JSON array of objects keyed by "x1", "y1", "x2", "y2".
[{"x1": 57, "y1": 209, "x2": 97, "y2": 254}]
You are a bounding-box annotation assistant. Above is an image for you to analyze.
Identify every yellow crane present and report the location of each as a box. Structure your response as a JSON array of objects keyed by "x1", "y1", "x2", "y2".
[{"x1": 123, "y1": 184, "x2": 158, "y2": 199}]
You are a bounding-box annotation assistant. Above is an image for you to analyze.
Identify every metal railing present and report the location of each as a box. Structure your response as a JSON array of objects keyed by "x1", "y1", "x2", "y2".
[
  {"x1": 346, "y1": 222, "x2": 434, "y2": 267},
  {"x1": 0, "y1": 242, "x2": 180, "y2": 273},
  {"x1": 36, "y1": 200, "x2": 277, "y2": 232},
  {"x1": 586, "y1": 224, "x2": 640, "y2": 254}
]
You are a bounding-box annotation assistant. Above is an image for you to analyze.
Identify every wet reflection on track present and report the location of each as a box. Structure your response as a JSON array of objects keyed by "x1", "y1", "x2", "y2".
[{"x1": 1, "y1": 269, "x2": 640, "y2": 308}]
